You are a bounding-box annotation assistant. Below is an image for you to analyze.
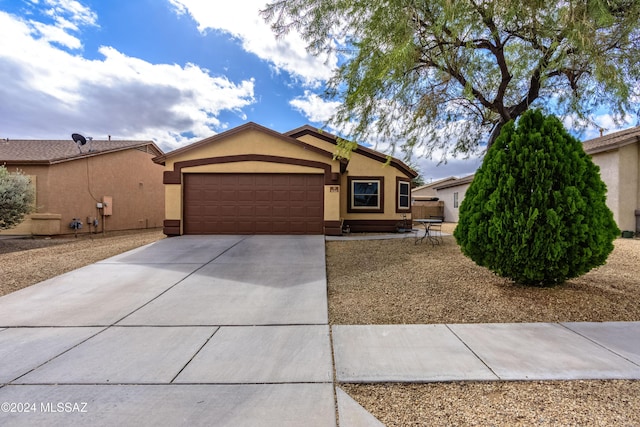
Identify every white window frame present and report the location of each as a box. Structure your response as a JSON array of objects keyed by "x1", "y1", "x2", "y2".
[{"x1": 397, "y1": 180, "x2": 410, "y2": 211}]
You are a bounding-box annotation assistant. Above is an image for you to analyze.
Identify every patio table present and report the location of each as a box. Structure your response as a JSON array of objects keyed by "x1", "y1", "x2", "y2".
[{"x1": 414, "y1": 218, "x2": 443, "y2": 245}]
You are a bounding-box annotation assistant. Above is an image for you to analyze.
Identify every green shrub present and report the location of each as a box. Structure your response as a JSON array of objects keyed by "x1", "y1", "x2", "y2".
[
  {"x1": 0, "y1": 165, "x2": 35, "y2": 230},
  {"x1": 454, "y1": 110, "x2": 619, "y2": 286}
]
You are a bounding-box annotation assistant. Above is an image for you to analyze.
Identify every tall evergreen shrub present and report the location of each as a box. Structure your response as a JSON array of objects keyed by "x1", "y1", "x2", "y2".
[{"x1": 454, "y1": 110, "x2": 619, "y2": 286}]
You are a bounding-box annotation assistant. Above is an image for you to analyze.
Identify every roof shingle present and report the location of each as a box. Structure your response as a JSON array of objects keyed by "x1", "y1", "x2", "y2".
[
  {"x1": 582, "y1": 126, "x2": 640, "y2": 154},
  {"x1": 0, "y1": 139, "x2": 162, "y2": 164}
]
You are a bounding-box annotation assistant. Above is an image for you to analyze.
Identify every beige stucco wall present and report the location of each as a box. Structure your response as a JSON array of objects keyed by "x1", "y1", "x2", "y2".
[
  {"x1": 162, "y1": 128, "x2": 413, "y2": 233},
  {"x1": 436, "y1": 183, "x2": 471, "y2": 223},
  {"x1": 2, "y1": 149, "x2": 164, "y2": 235},
  {"x1": 164, "y1": 129, "x2": 340, "y2": 174},
  {"x1": 296, "y1": 133, "x2": 412, "y2": 221},
  {"x1": 617, "y1": 143, "x2": 639, "y2": 231},
  {"x1": 591, "y1": 150, "x2": 620, "y2": 226},
  {"x1": 582, "y1": 143, "x2": 640, "y2": 231},
  {"x1": 339, "y1": 154, "x2": 411, "y2": 221},
  {"x1": 162, "y1": 129, "x2": 343, "y2": 233}
]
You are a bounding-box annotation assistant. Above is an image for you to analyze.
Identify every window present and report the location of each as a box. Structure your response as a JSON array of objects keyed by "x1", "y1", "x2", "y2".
[
  {"x1": 453, "y1": 192, "x2": 459, "y2": 208},
  {"x1": 397, "y1": 178, "x2": 410, "y2": 212},
  {"x1": 348, "y1": 177, "x2": 384, "y2": 213}
]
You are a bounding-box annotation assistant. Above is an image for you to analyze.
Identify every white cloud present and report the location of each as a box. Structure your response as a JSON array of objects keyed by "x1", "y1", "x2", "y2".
[
  {"x1": 29, "y1": 20, "x2": 83, "y2": 49},
  {"x1": 168, "y1": 0, "x2": 336, "y2": 86},
  {"x1": 289, "y1": 91, "x2": 340, "y2": 123},
  {"x1": 39, "y1": 0, "x2": 98, "y2": 27},
  {"x1": 0, "y1": 11, "x2": 255, "y2": 152}
]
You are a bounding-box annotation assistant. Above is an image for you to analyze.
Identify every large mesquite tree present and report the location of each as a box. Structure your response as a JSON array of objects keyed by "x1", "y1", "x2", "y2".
[
  {"x1": 454, "y1": 110, "x2": 619, "y2": 286},
  {"x1": 264, "y1": 0, "x2": 640, "y2": 157}
]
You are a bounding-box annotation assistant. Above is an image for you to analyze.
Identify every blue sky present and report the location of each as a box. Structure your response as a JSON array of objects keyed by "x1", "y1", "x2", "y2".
[{"x1": 0, "y1": 0, "x2": 635, "y2": 181}]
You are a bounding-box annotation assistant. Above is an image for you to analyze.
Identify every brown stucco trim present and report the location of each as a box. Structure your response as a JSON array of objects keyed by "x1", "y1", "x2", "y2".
[
  {"x1": 163, "y1": 155, "x2": 339, "y2": 185},
  {"x1": 286, "y1": 126, "x2": 418, "y2": 178},
  {"x1": 347, "y1": 176, "x2": 385, "y2": 213},
  {"x1": 396, "y1": 176, "x2": 412, "y2": 213},
  {"x1": 163, "y1": 219, "x2": 181, "y2": 236},
  {"x1": 153, "y1": 122, "x2": 335, "y2": 165},
  {"x1": 342, "y1": 219, "x2": 400, "y2": 233},
  {"x1": 324, "y1": 220, "x2": 343, "y2": 236}
]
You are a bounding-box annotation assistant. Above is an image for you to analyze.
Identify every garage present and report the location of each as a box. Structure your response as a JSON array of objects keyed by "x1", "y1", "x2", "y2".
[{"x1": 183, "y1": 173, "x2": 324, "y2": 234}]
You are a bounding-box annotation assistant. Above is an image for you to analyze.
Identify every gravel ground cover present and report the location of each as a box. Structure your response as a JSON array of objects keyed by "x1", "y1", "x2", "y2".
[
  {"x1": 0, "y1": 229, "x2": 164, "y2": 296},
  {"x1": 327, "y1": 226, "x2": 640, "y2": 324},
  {"x1": 328, "y1": 223, "x2": 640, "y2": 426},
  {"x1": 2, "y1": 226, "x2": 639, "y2": 425}
]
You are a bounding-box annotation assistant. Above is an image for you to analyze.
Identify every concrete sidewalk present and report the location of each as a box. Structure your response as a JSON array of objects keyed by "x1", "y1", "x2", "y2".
[
  {"x1": 333, "y1": 322, "x2": 640, "y2": 383},
  {"x1": 0, "y1": 235, "x2": 639, "y2": 426}
]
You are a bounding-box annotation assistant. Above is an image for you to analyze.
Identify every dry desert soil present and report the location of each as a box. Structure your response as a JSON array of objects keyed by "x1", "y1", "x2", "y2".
[{"x1": 1, "y1": 225, "x2": 639, "y2": 426}]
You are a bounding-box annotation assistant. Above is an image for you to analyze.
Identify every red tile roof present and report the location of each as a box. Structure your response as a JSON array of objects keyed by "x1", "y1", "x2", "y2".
[
  {"x1": 582, "y1": 126, "x2": 640, "y2": 154},
  {"x1": 0, "y1": 139, "x2": 163, "y2": 165}
]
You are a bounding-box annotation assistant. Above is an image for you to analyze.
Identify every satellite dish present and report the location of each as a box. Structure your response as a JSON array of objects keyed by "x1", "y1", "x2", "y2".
[{"x1": 72, "y1": 133, "x2": 87, "y2": 145}]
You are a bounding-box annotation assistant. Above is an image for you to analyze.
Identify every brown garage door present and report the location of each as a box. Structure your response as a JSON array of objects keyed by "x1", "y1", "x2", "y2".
[{"x1": 183, "y1": 173, "x2": 324, "y2": 234}]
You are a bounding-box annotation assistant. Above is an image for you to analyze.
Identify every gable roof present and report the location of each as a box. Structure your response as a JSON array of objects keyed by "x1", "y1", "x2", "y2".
[
  {"x1": 433, "y1": 174, "x2": 475, "y2": 190},
  {"x1": 582, "y1": 126, "x2": 640, "y2": 155},
  {"x1": 153, "y1": 122, "x2": 337, "y2": 165},
  {"x1": 0, "y1": 139, "x2": 163, "y2": 165},
  {"x1": 412, "y1": 176, "x2": 457, "y2": 193},
  {"x1": 285, "y1": 125, "x2": 418, "y2": 178}
]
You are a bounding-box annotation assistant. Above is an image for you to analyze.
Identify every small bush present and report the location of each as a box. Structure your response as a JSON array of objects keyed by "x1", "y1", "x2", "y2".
[
  {"x1": 454, "y1": 110, "x2": 619, "y2": 286},
  {"x1": 0, "y1": 166, "x2": 35, "y2": 230}
]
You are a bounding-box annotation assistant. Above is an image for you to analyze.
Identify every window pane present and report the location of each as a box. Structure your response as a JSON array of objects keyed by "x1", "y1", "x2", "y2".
[
  {"x1": 352, "y1": 181, "x2": 380, "y2": 208},
  {"x1": 353, "y1": 182, "x2": 378, "y2": 195},
  {"x1": 354, "y1": 194, "x2": 379, "y2": 207},
  {"x1": 398, "y1": 181, "x2": 410, "y2": 208}
]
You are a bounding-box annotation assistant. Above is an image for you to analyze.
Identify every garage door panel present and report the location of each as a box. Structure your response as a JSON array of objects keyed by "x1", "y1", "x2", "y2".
[
  {"x1": 255, "y1": 192, "x2": 272, "y2": 202},
  {"x1": 184, "y1": 173, "x2": 324, "y2": 234}
]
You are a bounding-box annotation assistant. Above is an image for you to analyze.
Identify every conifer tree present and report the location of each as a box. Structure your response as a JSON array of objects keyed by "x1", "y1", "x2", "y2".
[{"x1": 454, "y1": 110, "x2": 619, "y2": 286}]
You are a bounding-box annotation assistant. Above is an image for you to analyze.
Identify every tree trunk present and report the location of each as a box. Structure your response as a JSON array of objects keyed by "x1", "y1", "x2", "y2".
[{"x1": 486, "y1": 121, "x2": 505, "y2": 151}]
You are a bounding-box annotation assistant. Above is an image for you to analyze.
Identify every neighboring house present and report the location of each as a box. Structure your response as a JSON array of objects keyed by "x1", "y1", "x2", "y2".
[
  {"x1": 153, "y1": 122, "x2": 417, "y2": 236},
  {"x1": 410, "y1": 177, "x2": 455, "y2": 220},
  {"x1": 411, "y1": 176, "x2": 457, "y2": 203},
  {"x1": 432, "y1": 174, "x2": 475, "y2": 223},
  {"x1": 0, "y1": 138, "x2": 165, "y2": 236},
  {"x1": 583, "y1": 126, "x2": 640, "y2": 233}
]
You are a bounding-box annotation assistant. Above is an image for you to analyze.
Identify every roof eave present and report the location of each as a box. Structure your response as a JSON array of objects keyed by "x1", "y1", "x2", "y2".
[
  {"x1": 154, "y1": 122, "x2": 336, "y2": 165},
  {"x1": 286, "y1": 125, "x2": 418, "y2": 178}
]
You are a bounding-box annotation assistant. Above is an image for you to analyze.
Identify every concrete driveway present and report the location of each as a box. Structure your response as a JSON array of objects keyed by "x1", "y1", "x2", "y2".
[{"x1": 0, "y1": 235, "x2": 341, "y2": 426}]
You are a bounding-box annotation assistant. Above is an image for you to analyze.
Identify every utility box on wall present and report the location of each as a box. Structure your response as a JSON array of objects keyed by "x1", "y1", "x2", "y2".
[{"x1": 102, "y1": 196, "x2": 113, "y2": 216}]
